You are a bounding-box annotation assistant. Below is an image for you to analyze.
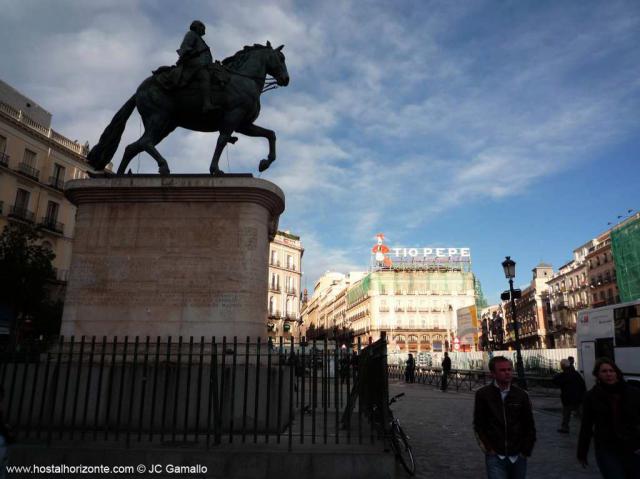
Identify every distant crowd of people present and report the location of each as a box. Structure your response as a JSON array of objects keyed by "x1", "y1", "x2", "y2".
[{"x1": 403, "y1": 353, "x2": 640, "y2": 479}]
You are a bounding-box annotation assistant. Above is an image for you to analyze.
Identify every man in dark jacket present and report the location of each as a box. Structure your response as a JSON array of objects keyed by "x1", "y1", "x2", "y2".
[
  {"x1": 441, "y1": 352, "x2": 452, "y2": 391},
  {"x1": 474, "y1": 356, "x2": 536, "y2": 479},
  {"x1": 553, "y1": 358, "x2": 586, "y2": 433}
]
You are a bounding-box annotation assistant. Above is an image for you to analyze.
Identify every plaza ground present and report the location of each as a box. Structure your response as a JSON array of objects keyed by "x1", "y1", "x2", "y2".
[{"x1": 388, "y1": 379, "x2": 601, "y2": 479}]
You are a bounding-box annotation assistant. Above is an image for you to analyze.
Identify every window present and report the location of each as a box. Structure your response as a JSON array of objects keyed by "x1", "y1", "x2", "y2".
[
  {"x1": 614, "y1": 305, "x2": 640, "y2": 347},
  {"x1": 287, "y1": 254, "x2": 294, "y2": 270},
  {"x1": 46, "y1": 201, "x2": 59, "y2": 222},
  {"x1": 51, "y1": 163, "x2": 66, "y2": 188},
  {"x1": 0, "y1": 135, "x2": 6, "y2": 152},
  {"x1": 269, "y1": 296, "x2": 275, "y2": 314},
  {"x1": 270, "y1": 250, "x2": 278, "y2": 265},
  {"x1": 15, "y1": 188, "x2": 30, "y2": 210},
  {"x1": 53, "y1": 163, "x2": 65, "y2": 180},
  {"x1": 23, "y1": 149, "x2": 37, "y2": 167}
]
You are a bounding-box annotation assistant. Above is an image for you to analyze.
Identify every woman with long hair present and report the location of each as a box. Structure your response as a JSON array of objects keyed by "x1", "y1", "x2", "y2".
[{"x1": 577, "y1": 357, "x2": 640, "y2": 478}]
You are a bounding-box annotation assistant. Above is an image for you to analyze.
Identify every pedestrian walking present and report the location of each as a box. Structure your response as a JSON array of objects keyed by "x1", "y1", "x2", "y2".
[
  {"x1": 441, "y1": 351, "x2": 452, "y2": 391},
  {"x1": 405, "y1": 353, "x2": 416, "y2": 383},
  {"x1": 473, "y1": 356, "x2": 536, "y2": 479},
  {"x1": 553, "y1": 358, "x2": 586, "y2": 433},
  {"x1": 577, "y1": 357, "x2": 640, "y2": 478}
]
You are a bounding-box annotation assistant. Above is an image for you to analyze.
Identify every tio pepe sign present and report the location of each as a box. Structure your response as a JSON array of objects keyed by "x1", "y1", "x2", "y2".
[{"x1": 390, "y1": 247, "x2": 471, "y2": 259}]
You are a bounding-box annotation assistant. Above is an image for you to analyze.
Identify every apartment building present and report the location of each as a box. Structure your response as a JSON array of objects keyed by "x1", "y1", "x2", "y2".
[
  {"x1": 503, "y1": 263, "x2": 554, "y2": 349},
  {"x1": 586, "y1": 232, "x2": 618, "y2": 308},
  {"x1": 267, "y1": 230, "x2": 304, "y2": 338},
  {"x1": 547, "y1": 240, "x2": 593, "y2": 347},
  {"x1": 0, "y1": 81, "x2": 90, "y2": 284}
]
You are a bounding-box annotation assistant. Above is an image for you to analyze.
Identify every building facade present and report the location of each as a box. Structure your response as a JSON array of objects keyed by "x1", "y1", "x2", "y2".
[
  {"x1": 547, "y1": 241, "x2": 593, "y2": 347},
  {"x1": 267, "y1": 230, "x2": 304, "y2": 338},
  {"x1": 503, "y1": 263, "x2": 553, "y2": 349},
  {"x1": 0, "y1": 81, "x2": 90, "y2": 285},
  {"x1": 302, "y1": 266, "x2": 478, "y2": 354},
  {"x1": 586, "y1": 232, "x2": 619, "y2": 308}
]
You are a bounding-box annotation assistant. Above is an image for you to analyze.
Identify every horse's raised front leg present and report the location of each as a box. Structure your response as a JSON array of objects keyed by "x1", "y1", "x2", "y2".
[{"x1": 235, "y1": 123, "x2": 276, "y2": 172}]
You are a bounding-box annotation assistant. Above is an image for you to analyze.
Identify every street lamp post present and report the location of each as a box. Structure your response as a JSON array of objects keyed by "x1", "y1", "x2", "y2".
[{"x1": 501, "y1": 256, "x2": 527, "y2": 389}]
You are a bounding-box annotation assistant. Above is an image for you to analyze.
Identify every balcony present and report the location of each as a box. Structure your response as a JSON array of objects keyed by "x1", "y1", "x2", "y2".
[
  {"x1": 40, "y1": 216, "x2": 64, "y2": 234},
  {"x1": 268, "y1": 310, "x2": 281, "y2": 319},
  {"x1": 8, "y1": 204, "x2": 35, "y2": 223},
  {"x1": 286, "y1": 287, "x2": 297, "y2": 296},
  {"x1": 48, "y1": 176, "x2": 65, "y2": 190},
  {"x1": 269, "y1": 260, "x2": 281, "y2": 267},
  {"x1": 269, "y1": 285, "x2": 281, "y2": 293},
  {"x1": 284, "y1": 313, "x2": 297, "y2": 321},
  {"x1": 17, "y1": 162, "x2": 40, "y2": 181},
  {"x1": 0, "y1": 152, "x2": 9, "y2": 167}
]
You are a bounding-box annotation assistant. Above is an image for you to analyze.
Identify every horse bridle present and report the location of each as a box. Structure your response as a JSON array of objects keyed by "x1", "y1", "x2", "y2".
[{"x1": 222, "y1": 65, "x2": 283, "y2": 93}]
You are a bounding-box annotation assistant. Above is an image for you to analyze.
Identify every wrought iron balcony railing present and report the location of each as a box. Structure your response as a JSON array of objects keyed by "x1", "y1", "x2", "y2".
[
  {"x1": 9, "y1": 204, "x2": 35, "y2": 222},
  {"x1": 48, "y1": 176, "x2": 65, "y2": 190},
  {"x1": 17, "y1": 162, "x2": 40, "y2": 181},
  {"x1": 0, "y1": 152, "x2": 9, "y2": 167},
  {"x1": 40, "y1": 217, "x2": 64, "y2": 234}
]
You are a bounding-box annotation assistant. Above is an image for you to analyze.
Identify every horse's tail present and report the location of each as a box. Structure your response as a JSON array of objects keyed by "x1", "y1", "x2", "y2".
[{"x1": 87, "y1": 95, "x2": 137, "y2": 171}]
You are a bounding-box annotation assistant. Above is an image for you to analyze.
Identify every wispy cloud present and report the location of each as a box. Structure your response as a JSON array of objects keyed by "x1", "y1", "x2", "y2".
[{"x1": 1, "y1": 0, "x2": 639, "y2": 296}]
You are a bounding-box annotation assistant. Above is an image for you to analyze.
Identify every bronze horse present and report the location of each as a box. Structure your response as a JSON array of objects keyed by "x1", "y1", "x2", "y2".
[{"x1": 87, "y1": 42, "x2": 289, "y2": 176}]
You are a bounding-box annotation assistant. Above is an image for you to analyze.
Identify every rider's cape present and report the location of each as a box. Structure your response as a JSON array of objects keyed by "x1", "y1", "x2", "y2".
[{"x1": 152, "y1": 61, "x2": 229, "y2": 92}]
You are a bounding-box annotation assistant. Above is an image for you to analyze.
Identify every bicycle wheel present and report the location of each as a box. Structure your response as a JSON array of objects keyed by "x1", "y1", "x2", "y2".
[{"x1": 391, "y1": 421, "x2": 416, "y2": 476}]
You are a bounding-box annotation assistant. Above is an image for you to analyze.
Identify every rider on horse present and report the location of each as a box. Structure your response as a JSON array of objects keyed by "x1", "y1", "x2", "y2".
[{"x1": 177, "y1": 20, "x2": 215, "y2": 112}]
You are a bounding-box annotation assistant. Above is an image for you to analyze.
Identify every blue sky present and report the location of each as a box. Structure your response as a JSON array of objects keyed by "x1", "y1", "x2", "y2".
[{"x1": 1, "y1": 0, "x2": 638, "y2": 302}]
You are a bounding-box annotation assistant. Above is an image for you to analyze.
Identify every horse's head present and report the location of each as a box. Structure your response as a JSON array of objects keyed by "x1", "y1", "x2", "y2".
[{"x1": 265, "y1": 41, "x2": 289, "y2": 86}]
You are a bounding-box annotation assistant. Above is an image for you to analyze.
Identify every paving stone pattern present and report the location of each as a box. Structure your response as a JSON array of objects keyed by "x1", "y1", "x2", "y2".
[{"x1": 388, "y1": 380, "x2": 602, "y2": 479}]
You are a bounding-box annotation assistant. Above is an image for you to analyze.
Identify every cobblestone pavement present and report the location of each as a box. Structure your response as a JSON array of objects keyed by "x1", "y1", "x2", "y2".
[{"x1": 389, "y1": 380, "x2": 601, "y2": 479}]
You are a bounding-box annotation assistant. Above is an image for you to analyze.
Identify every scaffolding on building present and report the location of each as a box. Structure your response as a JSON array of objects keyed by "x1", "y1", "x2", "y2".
[
  {"x1": 611, "y1": 216, "x2": 640, "y2": 302},
  {"x1": 347, "y1": 269, "x2": 476, "y2": 307}
]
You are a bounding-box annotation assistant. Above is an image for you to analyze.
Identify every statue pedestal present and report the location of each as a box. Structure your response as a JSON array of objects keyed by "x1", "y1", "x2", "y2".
[{"x1": 61, "y1": 175, "x2": 284, "y2": 340}]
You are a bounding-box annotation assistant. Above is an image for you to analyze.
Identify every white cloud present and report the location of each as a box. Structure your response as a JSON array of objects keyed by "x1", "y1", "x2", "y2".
[{"x1": 1, "y1": 0, "x2": 638, "y2": 291}]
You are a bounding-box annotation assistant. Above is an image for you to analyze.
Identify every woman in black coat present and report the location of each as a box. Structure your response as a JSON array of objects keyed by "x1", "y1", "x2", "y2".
[{"x1": 577, "y1": 358, "x2": 640, "y2": 478}]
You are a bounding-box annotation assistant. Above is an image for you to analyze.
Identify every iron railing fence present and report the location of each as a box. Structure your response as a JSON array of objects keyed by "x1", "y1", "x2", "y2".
[
  {"x1": 388, "y1": 365, "x2": 560, "y2": 393},
  {"x1": 0, "y1": 335, "x2": 387, "y2": 451}
]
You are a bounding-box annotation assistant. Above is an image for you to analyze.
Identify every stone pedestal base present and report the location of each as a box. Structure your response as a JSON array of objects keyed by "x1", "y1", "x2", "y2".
[{"x1": 61, "y1": 175, "x2": 284, "y2": 339}]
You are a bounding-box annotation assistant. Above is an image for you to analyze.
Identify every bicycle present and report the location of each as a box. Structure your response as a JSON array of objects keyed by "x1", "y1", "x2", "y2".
[{"x1": 373, "y1": 392, "x2": 416, "y2": 476}]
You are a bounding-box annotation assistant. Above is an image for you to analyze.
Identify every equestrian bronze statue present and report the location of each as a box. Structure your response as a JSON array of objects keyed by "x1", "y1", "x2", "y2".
[{"x1": 87, "y1": 25, "x2": 289, "y2": 176}]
